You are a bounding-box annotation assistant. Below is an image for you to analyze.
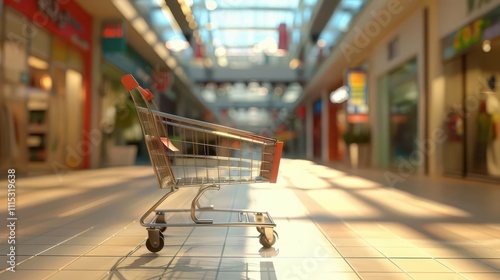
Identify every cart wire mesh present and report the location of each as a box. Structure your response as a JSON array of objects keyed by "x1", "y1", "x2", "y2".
[{"x1": 122, "y1": 74, "x2": 283, "y2": 189}]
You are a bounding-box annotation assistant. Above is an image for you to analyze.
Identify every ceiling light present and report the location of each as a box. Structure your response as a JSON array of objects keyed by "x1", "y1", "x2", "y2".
[
  {"x1": 214, "y1": 46, "x2": 226, "y2": 57},
  {"x1": 330, "y1": 86, "x2": 349, "y2": 103},
  {"x1": 188, "y1": 21, "x2": 197, "y2": 29},
  {"x1": 180, "y1": 3, "x2": 191, "y2": 15},
  {"x1": 217, "y1": 57, "x2": 228, "y2": 67},
  {"x1": 206, "y1": 0, "x2": 218, "y2": 11},
  {"x1": 154, "y1": 42, "x2": 168, "y2": 59},
  {"x1": 167, "y1": 57, "x2": 177, "y2": 68},
  {"x1": 143, "y1": 30, "x2": 158, "y2": 45},
  {"x1": 112, "y1": 0, "x2": 137, "y2": 20},
  {"x1": 317, "y1": 39, "x2": 327, "y2": 48},
  {"x1": 131, "y1": 17, "x2": 148, "y2": 33},
  {"x1": 165, "y1": 40, "x2": 190, "y2": 52}
]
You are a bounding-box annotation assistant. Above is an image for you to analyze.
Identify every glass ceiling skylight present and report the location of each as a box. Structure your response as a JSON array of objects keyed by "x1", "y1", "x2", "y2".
[{"x1": 131, "y1": 0, "x2": 367, "y2": 71}]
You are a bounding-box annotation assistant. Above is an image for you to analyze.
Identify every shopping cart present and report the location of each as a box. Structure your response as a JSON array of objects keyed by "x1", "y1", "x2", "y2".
[{"x1": 121, "y1": 74, "x2": 283, "y2": 252}]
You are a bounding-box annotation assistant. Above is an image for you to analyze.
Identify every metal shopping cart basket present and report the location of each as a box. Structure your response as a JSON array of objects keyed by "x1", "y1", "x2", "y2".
[{"x1": 121, "y1": 74, "x2": 283, "y2": 252}]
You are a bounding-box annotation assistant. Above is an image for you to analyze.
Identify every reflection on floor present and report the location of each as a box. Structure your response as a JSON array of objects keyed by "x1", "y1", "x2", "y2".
[{"x1": 0, "y1": 159, "x2": 499, "y2": 279}]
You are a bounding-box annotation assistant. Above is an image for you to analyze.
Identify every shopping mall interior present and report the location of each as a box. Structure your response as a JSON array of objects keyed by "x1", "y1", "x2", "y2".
[{"x1": 1, "y1": 0, "x2": 500, "y2": 279}]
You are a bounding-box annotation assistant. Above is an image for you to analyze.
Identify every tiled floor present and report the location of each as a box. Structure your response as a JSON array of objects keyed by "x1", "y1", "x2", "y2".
[{"x1": 1, "y1": 159, "x2": 499, "y2": 279}]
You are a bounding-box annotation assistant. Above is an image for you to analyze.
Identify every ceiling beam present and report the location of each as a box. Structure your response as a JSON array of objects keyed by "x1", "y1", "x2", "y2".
[
  {"x1": 294, "y1": 0, "x2": 341, "y2": 62},
  {"x1": 164, "y1": 0, "x2": 193, "y2": 42}
]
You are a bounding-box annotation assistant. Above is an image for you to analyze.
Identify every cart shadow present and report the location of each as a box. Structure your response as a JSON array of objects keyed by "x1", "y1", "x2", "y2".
[{"x1": 104, "y1": 251, "x2": 279, "y2": 280}]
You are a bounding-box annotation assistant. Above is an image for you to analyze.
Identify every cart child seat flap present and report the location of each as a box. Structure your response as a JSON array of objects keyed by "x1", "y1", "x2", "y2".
[{"x1": 160, "y1": 137, "x2": 180, "y2": 152}]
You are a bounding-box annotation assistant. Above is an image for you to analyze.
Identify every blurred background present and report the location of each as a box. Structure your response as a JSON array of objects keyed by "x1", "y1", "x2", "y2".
[{"x1": 1, "y1": 0, "x2": 500, "y2": 183}]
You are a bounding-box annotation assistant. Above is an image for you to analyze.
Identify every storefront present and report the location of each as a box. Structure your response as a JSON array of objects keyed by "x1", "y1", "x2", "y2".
[
  {"x1": 370, "y1": 9, "x2": 425, "y2": 172},
  {"x1": 0, "y1": 0, "x2": 92, "y2": 174},
  {"x1": 440, "y1": 1, "x2": 500, "y2": 180}
]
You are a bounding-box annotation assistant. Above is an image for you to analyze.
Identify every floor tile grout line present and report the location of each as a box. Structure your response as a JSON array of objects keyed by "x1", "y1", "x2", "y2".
[
  {"x1": 215, "y1": 184, "x2": 242, "y2": 280},
  {"x1": 283, "y1": 175, "x2": 364, "y2": 280},
  {"x1": 39, "y1": 220, "x2": 139, "y2": 280},
  {"x1": 0, "y1": 226, "x2": 95, "y2": 276}
]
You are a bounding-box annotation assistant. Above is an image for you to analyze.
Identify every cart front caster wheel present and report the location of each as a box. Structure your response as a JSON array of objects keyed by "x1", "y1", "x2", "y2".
[
  {"x1": 146, "y1": 232, "x2": 164, "y2": 253},
  {"x1": 259, "y1": 230, "x2": 278, "y2": 248},
  {"x1": 156, "y1": 213, "x2": 167, "y2": 232}
]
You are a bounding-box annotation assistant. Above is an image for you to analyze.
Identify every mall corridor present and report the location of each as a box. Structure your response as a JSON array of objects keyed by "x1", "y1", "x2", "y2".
[{"x1": 1, "y1": 159, "x2": 499, "y2": 280}]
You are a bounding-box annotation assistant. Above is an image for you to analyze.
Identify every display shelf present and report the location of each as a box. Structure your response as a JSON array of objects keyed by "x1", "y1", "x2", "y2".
[{"x1": 26, "y1": 90, "x2": 50, "y2": 167}]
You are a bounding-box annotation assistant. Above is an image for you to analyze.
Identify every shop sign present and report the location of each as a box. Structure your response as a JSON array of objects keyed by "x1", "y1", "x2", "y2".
[
  {"x1": 443, "y1": 5, "x2": 500, "y2": 60},
  {"x1": 4, "y1": 0, "x2": 92, "y2": 52},
  {"x1": 102, "y1": 21, "x2": 126, "y2": 53},
  {"x1": 345, "y1": 69, "x2": 369, "y2": 123}
]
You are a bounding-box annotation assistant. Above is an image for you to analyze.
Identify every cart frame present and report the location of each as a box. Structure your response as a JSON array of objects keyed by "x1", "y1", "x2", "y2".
[{"x1": 121, "y1": 74, "x2": 283, "y2": 252}]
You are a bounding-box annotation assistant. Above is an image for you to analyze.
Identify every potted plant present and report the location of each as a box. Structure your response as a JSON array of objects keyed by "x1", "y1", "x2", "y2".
[
  {"x1": 108, "y1": 96, "x2": 142, "y2": 166},
  {"x1": 342, "y1": 124, "x2": 371, "y2": 168}
]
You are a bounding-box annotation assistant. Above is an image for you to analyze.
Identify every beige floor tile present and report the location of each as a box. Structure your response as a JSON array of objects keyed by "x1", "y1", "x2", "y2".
[
  {"x1": 64, "y1": 256, "x2": 124, "y2": 270},
  {"x1": 407, "y1": 272, "x2": 468, "y2": 280},
  {"x1": 107, "y1": 268, "x2": 169, "y2": 279},
  {"x1": 462, "y1": 272, "x2": 500, "y2": 280},
  {"x1": 15, "y1": 244, "x2": 55, "y2": 256},
  {"x1": 272, "y1": 257, "x2": 354, "y2": 273},
  {"x1": 39, "y1": 245, "x2": 96, "y2": 256},
  {"x1": 392, "y1": 259, "x2": 453, "y2": 273},
  {"x1": 330, "y1": 238, "x2": 371, "y2": 247},
  {"x1": 358, "y1": 272, "x2": 413, "y2": 280},
  {"x1": 168, "y1": 256, "x2": 220, "y2": 270},
  {"x1": 85, "y1": 245, "x2": 139, "y2": 256},
  {"x1": 465, "y1": 248, "x2": 500, "y2": 258},
  {"x1": 101, "y1": 236, "x2": 146, "y2": 246},
  {"x1": 0, "y1": 269, "x2": 56, "y2": 280},
  {"x1": 176, "y1": 245, "x2": 224, "y2": 257},
  {"x1": 420, "y1": 247, "x2": 470, "y2": 258},
  {"x1": 346, "y1": 258, "x2": 402, "y2": 272},
  {"x1": 477, "y1": 259, "x2": 500, "y2": 270},
  {"x1": 14, "y1": 256, "x2": 77, "y2": 270},
  {"x1": 63, "y1": 236, "x2": 109, "y2": 245},
  {"x1": 366, "y1": 238, "x2": 415, "y2": 247},
  {"x1": 221, "y1": 245, "x2": 265, "y2": 257},
  {"x1": 336, "y1": 246, "x2": 384, "y2": 257},
  {"x1": 378, "y1": 247, "x2": 431, "y2": 258},
  {"x1": 20, "y1": 236, "x2": 68, "y2": 245},
  {"x1": 184, "y1": 236, "x2": 226, "y2": 246},
  {"x1": 116, "y1": 256, "x2": 175, "y2": 269},
  {"x1": 275, "y1": 270, "x2": 361, "y2": 280},
  {"x1": 438, "y1": 259, "x2": 499, "y2": 273},
  {"x1": 132, "y1": 243, "x2": 182, "y2": 256},
  {"x1": 161, "y1": 270, "x2": 217, "y2": 279},
  {"x1": 46, "y1": 270, "x2": 108, "y2": 280}
]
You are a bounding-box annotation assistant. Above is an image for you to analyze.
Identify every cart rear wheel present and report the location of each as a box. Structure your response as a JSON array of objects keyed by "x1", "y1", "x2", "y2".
[
  {"x1": 256, "y1": 227, "x2": 264, "y2": 234},
  {"x1": 156, "y1": 213, "x2": 167, "y2": 232},
  {"x1": 146, "y1": 232, "x2": 164, "y2": 253},
  {"x1": 259, "y1": 231, "x2": 278, "y2": 248}
]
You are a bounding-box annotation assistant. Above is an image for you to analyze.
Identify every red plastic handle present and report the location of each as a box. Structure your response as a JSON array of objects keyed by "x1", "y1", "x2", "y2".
[{"x1": 121, "y1": 74, "x2": 139, "y2": 91}]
